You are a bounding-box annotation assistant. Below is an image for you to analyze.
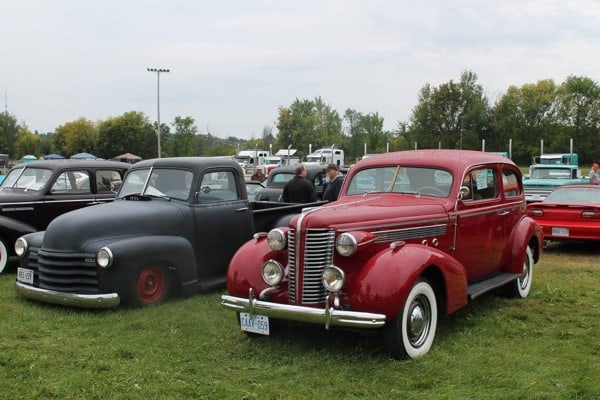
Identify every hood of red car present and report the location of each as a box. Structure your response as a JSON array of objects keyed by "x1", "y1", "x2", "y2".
[{"x1": 291, "y1": 194, "x2": 450, "y2": 229}]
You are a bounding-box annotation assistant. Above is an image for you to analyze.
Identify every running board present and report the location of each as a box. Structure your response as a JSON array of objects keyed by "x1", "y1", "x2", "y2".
[{"x1": 468, "y1": 273, "x2": 519, "y2": 300}]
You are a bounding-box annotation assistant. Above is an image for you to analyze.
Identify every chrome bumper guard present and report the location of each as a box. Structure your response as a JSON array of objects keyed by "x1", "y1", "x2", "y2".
[
  {"x1": 221, "y1": 288, "x2": 386, "y2": 329},
  {"x1": 15, "y1": 281, "x2": 120, "y2": 309}
]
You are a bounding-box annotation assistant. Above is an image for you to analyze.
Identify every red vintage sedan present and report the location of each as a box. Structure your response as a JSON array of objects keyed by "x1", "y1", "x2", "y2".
[{"x1": 527, "y1": 184, "x2": 600, "y2": 243}]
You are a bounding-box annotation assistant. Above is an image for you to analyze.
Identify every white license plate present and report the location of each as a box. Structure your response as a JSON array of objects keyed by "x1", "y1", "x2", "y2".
[
  {"x1": 17, "y1": 267, "x2": 34, "y2": 284},
  {"x1": 552, "y1": 227, "x2": 569, "y2": 236},
  {"x1": 239, "y1": 312, "x2": 270, "y2": 335}
]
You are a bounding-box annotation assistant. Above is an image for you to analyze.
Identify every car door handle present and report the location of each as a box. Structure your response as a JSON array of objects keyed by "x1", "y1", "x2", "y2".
[
  {"x1": 236, "y1": 207, "x2": 249, "y2": 212},
  {"x1": 498, "y1": 210, "x2": 510, "y2": 216}
]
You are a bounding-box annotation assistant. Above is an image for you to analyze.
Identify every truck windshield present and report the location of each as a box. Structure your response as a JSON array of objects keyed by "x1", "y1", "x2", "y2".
[
  {"x1": 530, "y1": 168, "x2": 572, "y2": 179},
  {"x1": 346, "y1": 166, "x2": 453, "y2": 198},
  {"x1": 118, "y1": 168, "x2": 193, "y2": 201}
]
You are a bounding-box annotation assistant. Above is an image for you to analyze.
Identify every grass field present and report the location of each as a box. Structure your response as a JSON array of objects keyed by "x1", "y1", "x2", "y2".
[{"x1": 1, "y1": 241, "x2": 598, "y2": 399}]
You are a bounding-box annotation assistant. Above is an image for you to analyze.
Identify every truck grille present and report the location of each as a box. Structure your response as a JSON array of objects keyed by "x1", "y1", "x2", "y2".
[
  {"x1": 288, "y1": 228, "x2": 335, "y2": 304},
  {"x1": 33, "y1": 250, "x2": 100, "y2": 293}
]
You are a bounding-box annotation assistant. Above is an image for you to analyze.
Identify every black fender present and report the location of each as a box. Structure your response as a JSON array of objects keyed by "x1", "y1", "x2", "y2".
[
  {"x1": 95, "y1": 235, "x2": 198, "y2": 297},
  {"x1": 0, "y1": 216, "x2": 37, "y2": 255}
]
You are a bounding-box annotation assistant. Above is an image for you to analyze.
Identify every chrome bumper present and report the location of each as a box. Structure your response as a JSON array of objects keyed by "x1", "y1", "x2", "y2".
[
  {"x1": 221, "y1": 289, "x2": 386, "y2": 329},
  {"x1": 15, "y1": 281, "x2": 120, "y2": 309}
]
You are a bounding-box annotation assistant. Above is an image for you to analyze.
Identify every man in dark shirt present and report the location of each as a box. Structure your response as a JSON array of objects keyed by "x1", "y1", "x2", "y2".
[
  {"x1": 323, "y1": 164, "x2": 344, "y2": 202},
  {"x1": 282, "y1": 164, "x2": 317, "y2": 203}
]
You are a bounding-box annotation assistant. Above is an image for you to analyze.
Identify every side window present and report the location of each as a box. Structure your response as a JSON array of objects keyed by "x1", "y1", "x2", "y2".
[
  {"x1": 96, "y1": 170, "x2": 124, "y2": 193},
  {"x1": 197, "y1": 170, "x2": 240, "y2": 203},
  {"x1": 461, "y1": 168, "x2": 497, "y2": 201},
  {"x1": 502, "y1": 168, "x2": 521, "y2": 197},
  {"x1": 51, "y1": 171, "x2": 90, "y2": 193}
]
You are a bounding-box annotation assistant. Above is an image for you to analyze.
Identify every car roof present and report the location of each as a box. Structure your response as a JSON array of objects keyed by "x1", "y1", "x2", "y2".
[
  {"x1": 130, "y1": 157, "x2": 241, "y2": 172},
  {"x1": 356, "y1": 149, "x2": 516, "y2": 170},
  {"x1": 10, "y1": 159, "x2": 131, "y2": 170}
]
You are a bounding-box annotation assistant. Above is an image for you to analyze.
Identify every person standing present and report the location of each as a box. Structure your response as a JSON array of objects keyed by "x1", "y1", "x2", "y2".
[
  {"x1": 250, "y1": 167, "x2": 266, "y2": 183},
  {"x1": 323, "y1": 164, "x2": 344, "y2": 202},
  {"x1": 282, "y1": 164, "x2": 317, "y2": 203},
  {"x1": 589, "y1": 163, "x2": 599, "y2": 185}
]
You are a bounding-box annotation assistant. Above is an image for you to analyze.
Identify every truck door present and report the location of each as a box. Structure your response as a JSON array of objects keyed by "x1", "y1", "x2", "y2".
[{"x1": 192, "y1": 169, "x2": 255, "y2": 284}]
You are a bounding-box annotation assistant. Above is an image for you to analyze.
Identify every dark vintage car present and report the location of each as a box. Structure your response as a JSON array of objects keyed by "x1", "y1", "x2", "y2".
[
  {"x1": 14, "y1": 157, "x2": 321, "y2": 308},
  {"x1": 527, "y1": 184, "x2": 600, "y2": 243},
  {"x1": 221, "y1": 149, "x2": 543, "y2": 359},
  {"x1": 254, "y1": 164, "x2": 326, "y2": 202},
  {"x1": 0, "y1": 159, "x2": 130, "y2": 273}
]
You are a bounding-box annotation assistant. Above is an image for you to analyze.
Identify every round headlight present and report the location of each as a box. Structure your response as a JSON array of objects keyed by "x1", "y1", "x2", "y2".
[
  {"x1": 96, "y1": 247, "x2": 114, "y2": 269},
  {"x1": 335, "y1": 233, "x2": 357, "y2": 257},
  {"x1": 261, "y1": 260, "x2": 284, "y2": 286},
  {"x1": 14, "y1": 237, "x2": 28, "y2": 257},
  {"x1": 267, "y1": 228, "x2": 287, "y2": 251},
  {"x1": 322, "y1": 266, "x2": 345, "y2": 292}
]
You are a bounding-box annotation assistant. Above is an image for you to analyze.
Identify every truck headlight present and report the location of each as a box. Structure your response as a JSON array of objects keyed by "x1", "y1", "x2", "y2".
[
  {"x1": 96, "y1": 247, "x2": 114, "y2": 269},
  {"x1": 261, "y1": 260, "x2": 284, "y2": 286},
  {"x1": 267, "y1": 228, "x2": 287, "y2": 251},
  {"x1": 335, "y1": 233, "x2": 357, "y2": 256},
  {"x1": 322, "y1": 266, "x2": 345, "y2": 292},
  {"x1": 14, "y1": 237, "x2": 28, "y2": 257}
]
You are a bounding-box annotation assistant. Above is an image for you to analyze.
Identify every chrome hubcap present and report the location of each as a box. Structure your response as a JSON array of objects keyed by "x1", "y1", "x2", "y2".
[{"x1": 407, "y1": 295, "x2": 431, "y2": 347}]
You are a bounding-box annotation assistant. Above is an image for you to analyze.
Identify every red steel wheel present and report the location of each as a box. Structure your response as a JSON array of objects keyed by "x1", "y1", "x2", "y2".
[{"x1": 135, "y1": 266, "x2": 169, "y2": 306}]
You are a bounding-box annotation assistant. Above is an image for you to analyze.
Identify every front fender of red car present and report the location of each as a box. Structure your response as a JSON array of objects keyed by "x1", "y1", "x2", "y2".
[{"x1": 343, "y1": 243, "x2": 469, "y2": 318}]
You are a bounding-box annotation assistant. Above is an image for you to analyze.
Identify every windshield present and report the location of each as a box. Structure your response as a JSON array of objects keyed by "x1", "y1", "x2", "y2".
[
  {"x1": 118, "y1": 168, "x2": 193, "y2": 201},
  {"x1": 0, "y1": 167, "x2": 53, "y2": 192},
  {"x1": 530, "y1": 168, "x2": 573, "y2": 179},
  {"x1": 346, "y1": 166, "x2": 453, "y2": 198},
  {"x1": 545, "y1": 187, "x2": 600, "y2": 204}
]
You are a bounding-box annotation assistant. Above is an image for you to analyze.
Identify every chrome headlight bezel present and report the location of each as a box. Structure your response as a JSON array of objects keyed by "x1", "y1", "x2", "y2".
[
  {"x1": 322, "y1": 265, "x2": 345, "y2": 292},
  {"x1": 96, "y1": 247, "x2": 114, "y2": 269},
  {"x1": 261, "y1": 260, "x2": 284, "y2": 286},
  {"x1": 335, "y1": 232, "x2": 358, "y2": 257},
  {"x1": 14, "y1": 237, "x2": 28, "y2": 257},
  {"x1": 267, "y1": 228, "x2": 287, "y2": 251}
]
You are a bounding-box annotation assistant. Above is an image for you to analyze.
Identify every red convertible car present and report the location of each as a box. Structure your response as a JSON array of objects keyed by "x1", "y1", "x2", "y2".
[{"x1": 527, "y1": 184, "x2": 600, "y2": 243}]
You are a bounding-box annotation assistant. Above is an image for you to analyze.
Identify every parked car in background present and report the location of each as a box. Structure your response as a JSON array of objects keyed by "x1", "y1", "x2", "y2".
[
  {"x1": 14, "y1": 157, "x2": 321, "y2": 308},
  {"x1": 527, "y1": 184, "x2": 600, "y2": 244},
  {"x1": 0, "y1": 160, "x2": 130, "y2": 273},
  {"x1": 254, "y1": 164, "x2": 326, "y2": 202},
  {"x1": 245, "y1": 180, "x2": 265, "y2": 202},
  {"x1": 221, "y1": 149, "x2": 543, "y2": 359}
]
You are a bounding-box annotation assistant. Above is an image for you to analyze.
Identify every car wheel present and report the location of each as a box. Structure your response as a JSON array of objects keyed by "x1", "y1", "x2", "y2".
[
  {"x1": 504, "y1": 246, "x2": 533, "y2": 299},
  {"x1": 128, "y1": 265, "x2": 171, "y2": 307},
  {"x1": 384, "y1": 278, "x2": 438, "y2": 359},
  {"x1": 0, "y1": 238, "x2": 9, "y2": 274}
]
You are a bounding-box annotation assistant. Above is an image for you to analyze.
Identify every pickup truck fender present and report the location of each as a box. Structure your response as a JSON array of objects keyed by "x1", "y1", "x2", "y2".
[
  {"x1": 99, "y1": 235, "x2": 198, "y2": 296},
  {"x1": 503, "y1": 215, "x2": 543, "y2": 274},
  {"x1": 344, "y1": 243, "x2": 468, "y2": 319},
  {"x1": 226, "y1": 234, "x2": 285, "y2": 297}
]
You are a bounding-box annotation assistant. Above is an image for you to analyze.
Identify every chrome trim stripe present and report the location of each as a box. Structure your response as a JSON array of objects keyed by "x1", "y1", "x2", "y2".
[
  {"x1": 337, "y1": 216, "x2": 450, "y2": 232},
  {"x1": 1, "y1": 198, "x2": 99, "y2": 207},
  {"x1": 373, "y1": 224, "x2": 447, "y2": 243},
  {"x1": 14, "y1": 281, "x2": 120, "y2": 308}
]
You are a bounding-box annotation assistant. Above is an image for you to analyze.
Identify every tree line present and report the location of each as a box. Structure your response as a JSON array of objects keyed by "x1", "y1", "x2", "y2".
[{"x1": 1, "y1": 71, "x2": 598, "y2": 166}]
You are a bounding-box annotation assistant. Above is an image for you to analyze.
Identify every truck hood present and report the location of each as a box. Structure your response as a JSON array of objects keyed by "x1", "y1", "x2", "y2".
[
  {"x1": 293, "y1": 194, "x2": 450, "y2": 229},
  {"x1": 42, "y1": 199, "x2": 188, "y2": 252}
]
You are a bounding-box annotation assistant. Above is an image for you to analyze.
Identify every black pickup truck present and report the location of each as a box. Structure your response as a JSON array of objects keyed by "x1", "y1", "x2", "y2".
[{"x1": 14, "y1": 157, "x2": 322, "y2": 308}]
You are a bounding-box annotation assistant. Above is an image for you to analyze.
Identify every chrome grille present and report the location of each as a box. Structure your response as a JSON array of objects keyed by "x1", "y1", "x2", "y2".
[
  {"x1": 35, "y1": 250, "x2": 100, "y2": 293},
  {"x1": 288, "y1": 228, "x2": 335, "y2": 304}
]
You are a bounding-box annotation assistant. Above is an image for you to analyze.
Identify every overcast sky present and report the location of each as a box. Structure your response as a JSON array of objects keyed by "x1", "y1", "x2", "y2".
[{"x1": 2, "y1": 0, "x2": 599, "y2": 140}]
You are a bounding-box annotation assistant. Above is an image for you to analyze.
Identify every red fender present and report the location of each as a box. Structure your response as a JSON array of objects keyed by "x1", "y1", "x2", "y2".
[
  {"x1": 344, "y1": 243, "x2": 468, "y2": 318},
  {"x1": 504, "y1": 216, "x2": 543, "y2": 274},
  {"x1": 226, "y1": 235, "x2": 285, "y2": 297}
]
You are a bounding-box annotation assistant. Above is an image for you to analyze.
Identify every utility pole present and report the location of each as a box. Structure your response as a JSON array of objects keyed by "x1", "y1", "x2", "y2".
[{"x1": 147, "y1": 68, "x2": 170, "y2": 158}]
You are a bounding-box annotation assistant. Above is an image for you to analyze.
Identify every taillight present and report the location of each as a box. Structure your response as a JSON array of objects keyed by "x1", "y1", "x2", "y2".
[
  {"x1": 581, "y1": 210, "x2": 600, "y2": 219},
  {"x1": 528, "y1": 209, "x2": 544, "y2": 217}
]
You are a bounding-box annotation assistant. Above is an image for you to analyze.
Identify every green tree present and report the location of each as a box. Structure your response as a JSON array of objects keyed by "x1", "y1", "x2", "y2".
[
  {"x1": 14, "y1": 128, "x2": 49, "y2": 158},
  {"x1": 555, "y1": 75, "x2": 600, "y2": 163},
  {"x1": 343, "y1": 109, "x2": 386, "y2": 159},
  {"x1": 52, "y1": 118, "x2": 98, "y2": 157},
  {"x1": 409, "y1": 70, "x2": 490, "y2": 151},
  {"x1": 0, "y1": 112, "x2": 21, "y2": 156},
  {"x1": 276, "y1": 97, "x2": 342, "y2": 157},
  {"x1": 492, "y1": 79, "x2": 559, "y2": 164},
  {"x1": 96, "y1": 112, "x2": 157, "y2": 159},
  {"x1": 171, "y1": 116, "x2": 198, "y2": 156}
]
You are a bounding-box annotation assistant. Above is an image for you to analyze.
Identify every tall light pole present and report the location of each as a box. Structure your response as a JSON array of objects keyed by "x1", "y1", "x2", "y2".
[{"x1": 147, "y1": 67, "x2": 170, "y2": 158}]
